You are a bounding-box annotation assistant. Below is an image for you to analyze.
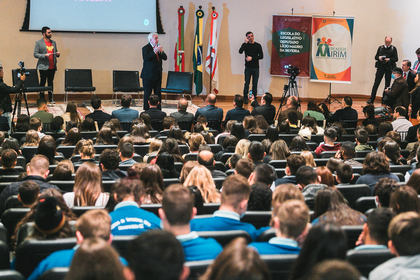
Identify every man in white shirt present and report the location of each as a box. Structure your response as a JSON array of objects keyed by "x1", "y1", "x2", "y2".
[{"x1": 391, "y1": 106, "x2": 412, "y2": 135}]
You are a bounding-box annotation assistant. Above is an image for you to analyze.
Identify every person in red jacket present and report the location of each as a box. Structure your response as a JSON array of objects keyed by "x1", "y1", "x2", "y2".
[{"x1": 315, "y1": 127, "x2": 341, "y2": 156}]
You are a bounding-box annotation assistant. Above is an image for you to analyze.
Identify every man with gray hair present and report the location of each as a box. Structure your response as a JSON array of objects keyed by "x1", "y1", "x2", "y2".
[
  {"x1": 170, "y1": 97, "x2": 194, "y2": 123},
  {"x1": 141, "y1": 32, "x2": 167, "y2": 110}
]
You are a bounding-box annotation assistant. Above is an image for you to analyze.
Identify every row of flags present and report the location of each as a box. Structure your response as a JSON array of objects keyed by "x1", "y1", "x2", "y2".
[{"x1": 175, "y1": 6, "x2": 219, "y2": 96}]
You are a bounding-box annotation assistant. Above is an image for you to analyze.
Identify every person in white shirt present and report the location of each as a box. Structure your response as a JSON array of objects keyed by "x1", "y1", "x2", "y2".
[{"x1": 391, "y1": 106, "x2": 412, "y2": 136}]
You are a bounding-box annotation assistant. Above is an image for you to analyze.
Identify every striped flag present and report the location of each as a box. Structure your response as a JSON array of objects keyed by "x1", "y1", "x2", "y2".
[
  {"x1": 174, "y1": 6, "x2": 185, "y2": 72},
  {"x1": 205, "y1": 9, "x2": 219, "y2": 94},
  {"x1": 193, "y1": 8, "x2": 204, "y2": 95}
]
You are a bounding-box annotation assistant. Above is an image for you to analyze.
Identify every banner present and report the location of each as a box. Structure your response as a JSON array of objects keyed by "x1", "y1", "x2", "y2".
[
  {"x1": 193, "y1": 7, "x2": 204, "y2": 95},
  {"x1": 205, "y1": 9, "x2": 219, "y2": 94},
  {"x1": 174, "y1": 6, "x2": 185, "y2": 72},
  {"x1": 271, "y1": 15, "x2": 312, "y2": 77},
  {"x1": 310, "y1": 15, "x2": 354, "y2": 83}
]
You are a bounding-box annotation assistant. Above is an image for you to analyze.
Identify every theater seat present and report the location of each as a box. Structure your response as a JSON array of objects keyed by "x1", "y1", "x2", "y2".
[
  {"x1": 346, "y1": 248, "x2": 395, "y2": 277},
  {"x1": 240, "y1": 211, "x2": 271, "y2": 229},
  {"x1": 0, "y1": 270, "x2": 25, "y2": 280},
  {"x1": 342, "y1": 225, "x2": 363, "y2": 250},
  {"x1": 111, "y1": 235, "x2": 137, "y2": 260},
  {"x1": 261, "y1": 254, "x2": 298, "y2": 280},
  {"x1": 186, "y1": 260, "x2": 213, "y2": 280},
  {"x1": 38, "y1": 267, "x2": 69, "y2": 280},
  {"x1": 196, "y1": 230, "x2": 252, "y2": 247}
]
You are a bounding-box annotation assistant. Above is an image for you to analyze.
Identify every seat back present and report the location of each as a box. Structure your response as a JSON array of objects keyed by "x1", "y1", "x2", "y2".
[
  {"x1": 196, "y1": 230, "x2": 252, "y2": 247},
  {"x1": 4, "y1": 195, "x2": 23, "y2": 210},
  {"x1": 93, "y1": 145, "x2": 117, "y2": 155},
  {"x1": 140, "y1": 204, "x2": 161, "y2": 216},
  {"x1": 56, "y1": 146, "x2": 76, "y2": 159},
  {"x1": 248, "y1": 134, "x2": 265, "y2": 142},
  {"x1": 111, "y1": 235, "x2": 137, "y2": 259},
  {"x1": 354, "y1": 197, "x2": 376, "y2": 213},
  {"x1": 71, "y1": 206, "x2": 105, "y2": 217},
  {"x1": 202, "y1": 203, "x2": 220, "y2": 215},
  {"x1": 1, "y1": 208, "x2": 30, "y2": 245},
  {"x1": 336, "y1": 184, "x2": 371, "y2": 208},
  {"x1": 186, "y1": 260, "x2": 213, "y2": 280},
  {"x1": 38, "y1": 267, "x2": 69, "y2": 280},
  {"x1": 15, "y1": 238, "x2": 77, "y2": 278},
  {"x1": 268, "y1": 160, "x2": 287, "y2": 168},
  {"x1": 177, "y1": 120, "x2": 193, "y2": 131},
  {"x1": 0, "y1": 270, "x2": 25, "y2": 280},
  {"x1": 21, "y1": 146, "x2": 38, "y2": 162},
  {"x1": 213, "y1": 177, "x2": 225, "y2": 190},
  {"x1": 342, "y1": 225, "x2": 364, "y2": 250},
  {"x1": 261, "y1": 254, "x2": 298, "y2": 280},
  {"x1": 257, "y1": 228, "x2": 275, "y2": 242},
  {"x1": 12, "y1": 69, "x2": 51, "y2": 92},
  {"x1": 164, "y1": 71, "x2": 193, "y2": 93},
  {"x1": 163, "y1": 178, "x2": 182, "y2": 189},
  {"x1": 240, "y1": 211, "x2": 272, "y2": 229},
  {"x1": 346, "y1": 249, "x2": 395, "y2": 277},
  {"x1": 113, "y1": 70, "x2": 140, "y2": 91},
  {"x1": 65, "y1": 69, "x2": 93, "y2": 89}
]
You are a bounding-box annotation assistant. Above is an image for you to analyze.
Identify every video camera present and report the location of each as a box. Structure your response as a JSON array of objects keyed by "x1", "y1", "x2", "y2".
[
  {"x1": 284, "y1": 64, "x2": 300, "y2": 77},
  {"x1": 17, "y1": 61, "x2": 30, "y2": 78}
]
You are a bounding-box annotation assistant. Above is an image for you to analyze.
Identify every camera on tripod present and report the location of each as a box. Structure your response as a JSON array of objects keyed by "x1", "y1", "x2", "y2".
[
  {"x1": 284, "y1": 64, "x2": 300, "y2": 77},
  {"x1": 17, "y1": 61, "x2": 30, "y2": 78}
]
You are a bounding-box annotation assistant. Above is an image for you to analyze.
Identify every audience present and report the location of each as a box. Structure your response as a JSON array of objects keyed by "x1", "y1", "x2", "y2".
[
  {"x1": 85, "y1": 96, "x2": 112, "y2": 124},
  {"x1": 111, "y1": 94, "x2": 139, "y2": 122},
  {"x1": 17, "y1": 181, "x2": 40, "y2": 208},
  {"x1": 247, "y1": 183, "x2": 272, "y2": 211},
  {"x1": 315, "y1": 127, "x2": 341, "y2": 156},
  {"x1": 224, "y1": 94, "x2": 251, "y2": 122},
  {"x1": 144, "y1": 94, "x2": 166, "y2": 123},
  {"x1": 138, "y1": 164, "x2": 164, "y2": 204},
  {"x1": 61, "y1": 102, "x2": 83, "y2": 123},
  {"x1": 274, "y1": 154, "x2": 306, "y2": 186},
  {"x1": 355, "y1": 129, "x2": 374, "y2": 151},
  {"x1": 389, "y1": 185, "x2": 420, "y2": 214},
  {"x1": 183, "y1": 165, "x2": 220, "y2": 203},
  {"x1": 0, "y1": 149, "x2": 21, "y2": 176},
  {"x1": 99, "y1": 148, "x2": 127, "y2": 180},
  {"x1": 296, "y1": 165, "x2": 327, "y2": 202}
]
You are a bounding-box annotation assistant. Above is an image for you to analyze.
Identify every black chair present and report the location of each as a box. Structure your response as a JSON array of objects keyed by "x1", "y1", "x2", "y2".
[
  {"x1": 196, "y1": 230, "x2": 252, "y2": 247},
  {"x1": 346, "y1": 249, "x2": 395, "y2": 278},
  {"x1": 0, "y1": 270, "x2": 25, "y2": 280},
  {"x1": 355, "y1": 150, "x2": 374, "y2": 158},
  {"x1": 4, "y1": 195, "x2": 23, "y2": 210},
  {"x1": 208, "y1": 144, "x2": 223, "y2": 154},
  {"x1": 161, "y1": 71, "x2": 193, "y2": 102},
  {"x1": 112, "y1": 70, "x2": 143, "y2": 105},
  {"x1": 38, "y1": 267, "x2": 68, "y2": 280},
  {"x1": 92, "y1": 136, "x2": 120, "y2": 145},
  {"x1": 340, "y1": 134, "x2": 356, "y2": 142},
  {"x1": 354, "y1": 197, "x2": 376, "y2": 213},
  {"x1": 93, "y1": 145, "x2": 118, "y2": 155},
  {"x1": 151, "y1": 120, "x2": 163, "y2": 131},
  {"x1": 310, "y1": 134, "x2": 325, "y2": 144},
  {"x1": 392, "y1": 172, "x2": 405, "y2": 182},
  {"x1": 179, "y1": 145, "x2": 190, "y2": 155},
  {"x1": 12, "y1": 68, "x2": 52, "y2": 104},
  {"x1": 0, "y1": 241, "x2": 9, "y2": 270},
  {"x1": 342, "y1": 225, "x2": 363, "y2": 250},
  {"x1": 15, "y1": 238, "x2": 77, "y2": 278},
  {"x1": 0, "y1": 175, "x2": 20, "y2": 183},
  {"x1": 102, "y1": 181, "x2": 117, "y2": 192},
  {"x1": 45, "y1": 131, "x2": 66, "y2": 140},
  {"x1": 207, "y1": 120, "x2": 222, "y2": 132},
  {"x1": 140, "y1": 204, "x2": 161, "y2": 216},
  {"x1": 320, "y1": 151, "x2": 339, "y2": 158},
  {"x1": 64, "y1": 69, "x2": 96, "y2": 104},
  {"x1": 133, "y1": 145, "x2": 151, "y2": 157},
  {"x1": 306, "y1": 141, "x2": 319, "y2": 151},
  {"x1": 71, "y1": 206, "x2": 105, "y2": 217},
  {"x1": 80, "y1": 131, "x2": 98, "y2": 140},
  {"x1": 257, "y1": 228, "x2": 275, "y2": 242},
  {"x1": 268, "y1": 160, "x2": 287, "y2": 168},
  {"x1": 240, "y1": 211, "x2": 271, "y2": 229},
  {"x1": 163, "y1": 178, "x2": 181, "y2": 189},
  {"x1": 184, "y1": 153, "x2": 198, "y2": 162},
  {"x1": 216, "y1": 134, "x2": 228, "y2": 145},
  {"x1": 278, "y1": 134, "x2": 297, "y2": 145},
  {"x1": 1, "y1": 208, "x2": 30, "y2": 245},
  {"x1": 389, "y1": 165, "x2": 412, "y2": 174},
  {"x1": 56, "y1": 146, "x2": 76, "y2": 159},
  {"x1": 248, "y1": 134, "x2": 265, "y2": 142},
  {"x1": 213, "y1": 177, "x2": 225, "y2": 190},
  {"x1": 111, "y1": 235, "x2": 137, "y2": 260},
  {"x1": 178, "y1": 120, "x2": 194, "y2": 131},
  {"x1": 225, "y1": 169, "x2": 234, "y2": 176},
  {"x1": 336, "y1": 184, "x2": 371, "y2": 209},
  {"x1": 314, "y1": 158, "x2": 330, "y2": 166},
  {"x1": 220, "y1": 153, "x2": 234, "y2": 164},
  {"x1": 202, "y1": 203, "x2": 220, "y2": 215},
  {"x1": 186, "y1": 260, "x2": 213, "y2": 280},
  {"x1": 21, "y1": 146, "x2": 38, "y2": 162},
  {"x1": 275, "y1": 168, "x2": 286, "y2": 178},
  {"x1": 262, "y1": 254, "x2": 298, "y2": 280}
]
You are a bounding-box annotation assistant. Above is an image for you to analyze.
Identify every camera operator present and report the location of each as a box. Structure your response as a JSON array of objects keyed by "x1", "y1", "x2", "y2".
[{"x1": 0, "y1": 62, "x2": 25, "y2": 133}]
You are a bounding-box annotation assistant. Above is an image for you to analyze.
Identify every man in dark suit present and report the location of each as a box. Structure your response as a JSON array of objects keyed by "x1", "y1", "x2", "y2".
[
  {"x1": 195, "y1": 94, "x2": 223, "y2": 131},
  {"x1": 170, "y1": 97, "x2": 194, "y2": 123},
  {"x1": 406, "y1": 109, "x2": 420, "y2": 143},
  {"x1": 402, "y1": 60, "x2": 416, "y2": 92},
  {"x1": 85, "y1": 96, "x2": 112, "y2": 124},
  {"x1": 141, "y1": 33, "x2": 167, "y2": 110},
  {"x1": 224, "y1": 95, "x2": 251, "y2": 123},
  {"x1": 250, "y1": 92, "x2": 276, "y2": 124},
  {"x1": 111, "y1": 94, "x2": 139, "y2": 123},
  {"x1": 144, "y1": 94, "x2": 166, "y2": 123}
]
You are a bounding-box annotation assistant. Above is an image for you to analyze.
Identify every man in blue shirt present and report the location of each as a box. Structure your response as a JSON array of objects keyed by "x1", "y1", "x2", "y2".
[
  {"x1": 111, "y1": 94, "x2": 139, "y2": 122},
  {"x1": 248, "y1": 199, "x2": 309, "y2": 255},
  {"x1": 110, "y1": 178, "x2": 161, "y2": 236},
  {"x1": 224, "y1": 95, "x2": 251, "y2": 123},
  {"x1": 190, "y1": 175, "x2": 258, "y2": 241},
  {"x1": 28, "y1": 209, "x2": 127, "y2": 280},
  {"x1": 159, "y1": 184, "x2": 222, "y2": 261}
]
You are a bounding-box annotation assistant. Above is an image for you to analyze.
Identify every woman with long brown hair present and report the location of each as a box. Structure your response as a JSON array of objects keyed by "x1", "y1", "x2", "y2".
[
  {"x1": 138, "y1": 164, "x2": 164, "y2": 204},
  {"x1": 63, "y1": 162, "x2": 109, "y2": 207},
  {"x1": 60, "y1": 127, "x2": 82, "y2": 146},
  {"x1": 183, "y1": 165, "x2": 221, "y2": 203},
  {"x1": 21, "y1": 130, "x2": 40, "y2": 147},
  {"x1": 95, "y1": 127, "x2": 114, "y2": 145},
  {"x1": 61, "y1": 102, "x2": 83, "y2": 123}
]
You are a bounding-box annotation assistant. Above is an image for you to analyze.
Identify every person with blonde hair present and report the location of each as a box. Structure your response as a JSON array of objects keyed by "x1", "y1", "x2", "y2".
[
  {"x1": 269, "y1": 139, "x2": 291, "y2": 160},
  {"x1": 143, "y1": 138, "x2": 162, "y2": 163},
  {"x1": 21, "y1": 130, "x2": 40, "y2": 147},
  {"x1": 301, "y1": 151, "x2": 316, "y2": 167},
  {"x1": 75, "y1": 139, "x2": 96, "y2": 164},
  {"x1": 235, "y1": 139, "x2": 251, "y2": 158},
  {"x1": 183, "y1": 165, "x2": 220, "y2": 203},
  {"x1": 188, "y1": 133, "x2": 206, "y2": 154},
  {"x1": 63, "y1": 162, "x2": 109, "y2": 207}
]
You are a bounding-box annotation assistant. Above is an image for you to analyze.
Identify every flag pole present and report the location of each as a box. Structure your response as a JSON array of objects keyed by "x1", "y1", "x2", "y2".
[{"x1": 209, "y1": 6, "x2": 216, "y2": 94}]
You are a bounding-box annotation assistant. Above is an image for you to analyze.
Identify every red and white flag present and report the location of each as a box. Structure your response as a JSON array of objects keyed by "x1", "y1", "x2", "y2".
[{"x1": 205, "y1": 9, "x2": 219, "y2": 94}]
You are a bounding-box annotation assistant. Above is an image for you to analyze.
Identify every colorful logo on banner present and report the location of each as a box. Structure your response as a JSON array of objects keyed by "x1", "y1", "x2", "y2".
[{"x1": 310, "y1": 16, "x2": 354, "y2": 83}]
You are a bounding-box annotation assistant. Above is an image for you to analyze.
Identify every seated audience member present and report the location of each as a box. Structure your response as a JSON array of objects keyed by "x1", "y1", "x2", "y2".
[
  {"x1": 153, "y1": 138, "x2": 184, "y2": 164},
  {"x1": 355, "y1": 151, "x2": 399, "y2": 194},
  {"x1": 391, "y1": 106, "x2": 412, "y2": 133},
  {"x1": 243, "y1": 115, "x2": 263, "y2": 135},
  {"x1": 73, "y1": 139, "x2": 97, "y2": 164},
  {"x1": 248, "y1": 163, "x2": 277, "y2": 190},
  {"x1": 63, "y1": 162, "x2": 109, "y2": 207},
  {"x1": 183, "y1": 165, "x2": 220, "y2": 203},
  {"x1": 362, "y1": 104, "x2": 379, "y2": 127},
  {"x1": 30, "y1": 99, "x2": 53, "y2": 124},
  {"x1": 274, "y1": 154, "x2": 306, "y2": 187},
  {"x1": 0, "y1": 149, "x2": 21, "y2": 176},
  {"x1": 159, "y1": 184, "x2": 222, "y2": 261},
  {"x1": 85, "y1": 96, "x2": 112, "y2": 124},
  {"x1": 0, "y1": 155, "x2": 59, "y2": 215},
  {"x1": 1, "y1": 138, "x2": 20, "y2": 155},
  {"x1": 326, "y1": 157, "x2": 342, "y2": 174},
  {"x1": 200, "y1": 238, "x2": 270, "y2": 280},
  {"x1": 296, "y1": 166, "x2": 327, "y2": 202},
  {"x1": 278, "y1": 96, "x2": 302, "y2": 123},
  {"x1": 247, "y1": 183, "x2": 272, "y2": 211},
  {"x1": 287, "y1": 111, "x2": 300, "y2": 128},
  {"x1": 155, "y1": 152, "x2": 179, "y2": 178},
  {"x1": 61, "y1": 102, "x2": 83, "y2": 123},
  {"x1": 312, "y1": 187, "x2": 366, "y2": 226},
  {"x1": 228, "y1": 153, "x2": 242, "y2": 169},
  {"x1": 315, "y1": 127, "x2": 341, "y2": 156},
  {"x1": 247, "y1": 141, "x2": 266, "y2": 166},
  {"x1": 335, "y1": 141, "x2": 363, "y2": 167},
  {"x1": 119, "y1": 142, "x2": 137, "y2": 166},
  {"x1": 110, "y1": 178, "x2": 160, "y2": 236},
  {"x1": 187, "y1": 133, "x2": 206, "y2": 155},
  {"x1": 369, "y1": 212, "x2": 420, "y2": 280},
  {"x1": 18, "y1": 181, "x2": 40, "y2": 208},
  {"x1": 99, "y1": 149, "x2": 127, "y2": 180},
  {"x1": 383, "y1": 141, "x2": 403, "y2": 165},
  {"x1": 50, "y1": 116, "x2": 64, "y2": 133},
  {"x1": 21, "y1": 130, "x2": 40, "y2": 147},
  {"x1": 139, "y1": 164, "x2": 164, "y2": 204},
  {"x1": 180, "y1": 161, "x2": 199, "y2": 183},
  {"x1": 301, "y1": 151, "x2": 316, "y2": 167},
  {"x1": 355, "y1": 129, "x2": 374, "y2": 151},
  {"x1": 224, "y1": 94, "x2": 251, "y2": 123},
  {"x1": 190, "y1": 175, "x2": 258, "y2": 241},
  {"x1": 144, "y1": 94, "x2": 166, "y2": 123},
  {"x1": 80, "y1": 118, "x2": 97, "y2": 132},
  {"x1": 143, "y1": 138, "x2": 162, "y2": 163},
  {"x1": 15, "y1": 115, "x2": 30, "y2": 132},
  {"x1": 377, "y1": 122, "x2": 393, "y2": 142},
  {"x1": 407, "y1": 109, "x2": 420, "y2": 143},
  {"x1": 389, "y1": 185, "x2": 420, "y2": 214},
  {"x1": 310, "y1": 260, "x2": 361, "y2": 280},
  {"x1": 327, "y1": 96, "x2": 358, "y2": 126},
  {"x1": 198, "y1": 150, "x2": 227, "y2": 178},
  {"x1": 289, "y1": 223, "x2": 347, "y2": 280},
  {"x1": 267, "y1": 139, "x2": 290, "y2": 162},
  {"x1": 230, "y1": 122, "x2": 246, "y2": 141},
  {"x1": 304, "y1": 100, "x2": 325, "y2": 121},
  {"x1": 130, "y1": 123, "x2": 150, "y2": 144},
  {"x1": 374, "y1": 178, "x2": 399, "y2": 207},
  {"x1": 335, "y1": 163, "x2": 353, "y2": 185},
  {"x1": 234, "y1": 158, "x2": 254, "y2": 179},
  {"x1": 170, "y1": 97, "x2": 194, "y2": 123},
  {"x1": 111, "y1": 94, "x2": 139, "y2": 122},
  {"x1": 126, "y1": 230, "x2": 189, "y2": 280},
  {"x1": 289, "y1": 136, "x2": 310, "y2": 152},
  {"x1": 60, "y1": 127, "x2": 82, "y2": 146},
  {"x1": 51, "y1": 160, "x2": 74, "y2": 181},
  {"x1": 215, "y1": 135, "x2": 237, "y2": 162},
  {"x1": 27, "y1": 209, "x2": 125, "y2": 280},
  {"x1": 406, "y1": 128, "x2": 420, "y2": 153},
  {"x1": 298, "y1": 116, "x2": 324, "y2": 141},
  {"x1": 36, "y1": 135, "x2": 59, "y2": 165},
  {"x1": 316, "y1": 166, "x2": 335, "y2": 187},
  {"x1": 250, "y1": 92, "x2": 276, "y2": 124},
  {"x1": 167, "y1": 126, "x2": 187, "y2": 145},
  {"x1": 29, "y1": 117, "x2": 45, "y2": 139},
  {"x1": 155, "y1": 116, "x2": 176, "y2": 138},
  {"x1": 95, "y1": 127, "x2": 114, "y2": 145},
  {"x1": 249, "y1": 199, "x2": 309, "y2": 255},
  {"x1": 355, "y1": 208, "x2": 395, "y2": 250},
  {"x1": 65, "y1": 237, "x2": 125, "y2": 280},
  {"x1": 386, "y1": 130, "x2": 402, "y2": 145},
  {"x1": 366, "y1": 123, "x2": 377, "y2": 135}
]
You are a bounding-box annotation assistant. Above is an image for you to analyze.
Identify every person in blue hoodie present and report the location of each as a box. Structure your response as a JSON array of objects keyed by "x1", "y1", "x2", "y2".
[
  {"x1": 159, "y1": 184, "x2": 223, "y2": 261},
  {"x1": 248, "y1": 199, "x2": 309, "y2": 255}
]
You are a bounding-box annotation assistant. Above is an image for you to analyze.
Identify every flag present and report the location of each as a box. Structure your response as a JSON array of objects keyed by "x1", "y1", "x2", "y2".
[
  {"x1": 205, "y1": 9, "x2": 219, "y2": 94},
  {"x1": 174, "y1": 6, "x2": 185, "y2": 72},
  {"x1": 193, "y1": 8, "x2": 204, "y2": 95}
]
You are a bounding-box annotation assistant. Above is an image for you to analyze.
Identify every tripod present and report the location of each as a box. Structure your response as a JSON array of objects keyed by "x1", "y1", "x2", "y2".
[
  {"x1": 321, "y1": 84, "x2": 341, "y2": 105},
  {"x1": 12, "y1": 91, "x2": 30, "y2": 130},
  {"x1": 275, "y1": 74, "x2": 300, "y2": 121}
]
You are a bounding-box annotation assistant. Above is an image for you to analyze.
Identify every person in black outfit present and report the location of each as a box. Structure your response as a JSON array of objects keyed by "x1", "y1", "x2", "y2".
[
  {"x1": 0, "y1": 62, "x2": 25, "y2": 132},
  {"x1": 143, "y1": 94, "x2": 167, "y2": 127},
  {"x1": 368, "y1": 36, "x2": 398, "y2": 104},
  {"x1": 239, "y1": 31, "x2": 263, "y2": 103},
  {"x1": 140, "y1": 33, "x2": 167, "y2": 110},
  {"x1": 85, "y1": 96, "x2": 112, "y2": 124},
  {"x1": 250, "y1": 92, "x2": 276, "y2": 124},
  {"x1": 327, "y1": 96, "x2": 358, "y2": 127},
  {"x1": 0, "y1": 149, "x2": 22, "y2": 176}
]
